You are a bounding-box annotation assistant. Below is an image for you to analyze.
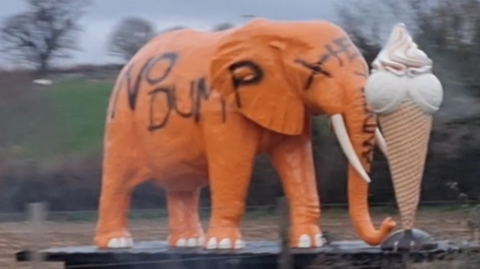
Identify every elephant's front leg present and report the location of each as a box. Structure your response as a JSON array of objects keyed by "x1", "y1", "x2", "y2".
[
  {"x1": 203, "y1": 116, "x2": 258, "y2": 250},
  {"x1": 166, "y1": 190, "x2": 205, "y2": 248},
  {"x1": 268, "y1": 131, "x2": 324, "y2": 248}
]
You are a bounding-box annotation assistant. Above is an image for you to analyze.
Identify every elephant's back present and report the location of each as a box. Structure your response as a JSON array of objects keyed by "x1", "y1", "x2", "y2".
[{"x1": 104, "y1": 29, "x2": 228, "y2": 185}]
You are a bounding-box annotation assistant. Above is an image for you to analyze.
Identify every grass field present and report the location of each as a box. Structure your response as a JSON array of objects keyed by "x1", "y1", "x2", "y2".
[
  {"x1": 46, "y1": 79, "x2": 330, "y2": 150},
  {"x1": 48, "y1": 80, "x2": 114, "y2": 155},
  {"x1": 0, "y1": 79, "x2": 115, "y2": 163},
  {"x1": 2, "y1": 208, "x2": 477, "y2": 269},
  {"x1": 22, "y1": 79, "x2": 330, "y2": 161}
]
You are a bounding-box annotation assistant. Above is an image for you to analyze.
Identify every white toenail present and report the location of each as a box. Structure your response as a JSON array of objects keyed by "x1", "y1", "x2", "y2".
[
  {"x1": 107, "y1": 237, "x2": 133, "y2": 248},
  {"x1": 187, "y1": 238, "x2": 197, "y2": 247},
  {"x1": 206, "y1": 238, "x2": 217, "y2": 249},
  {"x1": 107, "y1": 238, "x2": 120, "y2": 248},
  {"x1": 218, "y1": 238, "x2": 231, "y2": 249},
  {"x1": 298, "y1": 234, "x2": 311, "y2": 248},
  {"x1": 176, "y1": 238, "x2": 187, "y2": 247},
  {"x1": 314, "y1": 234, "x2": 324, "y2": 247},
  {"x1": 198, "y1": 236, "x2": 205, "y2": 246}
]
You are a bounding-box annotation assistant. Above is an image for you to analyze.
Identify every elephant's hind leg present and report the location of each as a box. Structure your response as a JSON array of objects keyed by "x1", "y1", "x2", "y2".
[
  {"x1": 94, "y1": 146, "x2": 148, "y2": 249},
  {"x1": 166, "y1": 189, "x2": 205, "y2": 247}
]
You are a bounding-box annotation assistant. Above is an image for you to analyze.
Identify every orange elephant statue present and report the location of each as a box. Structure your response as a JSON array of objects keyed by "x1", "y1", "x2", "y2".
[{"x1": 94, "y1": 18, "x2": 396, "y2": 250}]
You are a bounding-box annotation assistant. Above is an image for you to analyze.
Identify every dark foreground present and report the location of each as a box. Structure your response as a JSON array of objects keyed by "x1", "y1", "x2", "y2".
[{"x1": 15, "y1": 240, "x2": 480, "y2": 269}]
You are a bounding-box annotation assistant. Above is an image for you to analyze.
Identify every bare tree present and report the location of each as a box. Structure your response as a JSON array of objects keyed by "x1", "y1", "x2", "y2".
[
  {"x1": 0, "y1": 0, "x2": 90, "y2": 75},
  {"x1": 211, "y1": 22, "x2": 236, "y2": 32},
  {"x1": 108, "y1": 16, "x2": 156, "y2": 62},
  {"x1": 335, "y1": 0, "x2": 480, "y2": 49},
  {"x1": 334, "y1": 0, "x2": 480, "y2": 200},
  {"x1": 336, "y1": 0, "x2": 480, "y2": 120}
]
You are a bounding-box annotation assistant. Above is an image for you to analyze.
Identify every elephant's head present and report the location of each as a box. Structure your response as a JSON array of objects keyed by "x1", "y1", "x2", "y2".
[
  {"x1": 365, "y1": 24, "x2": 443, "y2": 234},
  {"x1": 209, "y1": 18, "x2": 395, "y2": 245}
]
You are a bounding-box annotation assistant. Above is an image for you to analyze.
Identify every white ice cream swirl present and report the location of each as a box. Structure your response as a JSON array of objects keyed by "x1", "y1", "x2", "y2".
[{"x1": 365, "y1": 23, "x2": 443, "y2": 115}]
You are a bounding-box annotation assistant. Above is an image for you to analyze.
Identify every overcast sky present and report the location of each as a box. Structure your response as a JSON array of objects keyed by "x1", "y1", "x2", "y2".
[{"x1": 0, "y1": 0, "x2": 340, "y2": 66}]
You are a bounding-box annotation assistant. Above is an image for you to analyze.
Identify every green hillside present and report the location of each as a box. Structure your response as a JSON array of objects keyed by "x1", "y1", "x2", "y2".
[
  {"x1": 24, "y1": 79, "x2": 329, "y2": 160},
  {"x1": 49, "y1": 80, "x2": 114, "y2": 155}
]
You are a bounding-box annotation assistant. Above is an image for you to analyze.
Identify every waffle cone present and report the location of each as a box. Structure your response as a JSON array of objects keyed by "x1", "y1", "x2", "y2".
[{"x1": 379, "y1": 101, "x2": 432, "y2": 230}]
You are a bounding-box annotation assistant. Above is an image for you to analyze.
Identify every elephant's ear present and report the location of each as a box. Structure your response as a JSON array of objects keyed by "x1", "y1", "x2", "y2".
[{"x1": 209, "y1": 20, "x2": 305, "y2": 136}]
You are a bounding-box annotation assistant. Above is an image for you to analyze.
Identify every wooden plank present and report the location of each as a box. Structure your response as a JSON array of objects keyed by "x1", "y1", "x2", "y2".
[
  {"x1": 29, "y1": 202, "x2": 47, "y2": 269},
  {"x1": 277, "y1": 197, "x2": 292, "y2": 269}
]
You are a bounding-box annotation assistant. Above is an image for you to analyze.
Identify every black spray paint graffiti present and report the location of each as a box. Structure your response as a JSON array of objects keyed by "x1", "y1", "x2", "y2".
[
  {"x1": 295, "y1": 37, "x2": 368, "y2": 91},
  {"x1": 108, "y1": 53, "x2": 178, "y2": 119},
  {"x1": 109, "y1": 51, "x2": 227, "y2": 132},
  {"x1": 293, "y1": 37, "x2": 375, "y2": 164},
  {"x1": 360, "y1": 87, "x2": 376, "y2": 165},
  {"x1": 109, "y1": 62, "x2": 148, "y2": 119},
  {"x1": 228, "y1": 60, "x2": 264, "y2": 108},
  {"x1": 324, "y1": 37, "x2": 361, "y2": 67},
  {"x1": 148, "y1": 77, "x2": 227, "y2": 131},
  {"x1": 295, "y1": 57, "x2": 332, "y2": 90}
]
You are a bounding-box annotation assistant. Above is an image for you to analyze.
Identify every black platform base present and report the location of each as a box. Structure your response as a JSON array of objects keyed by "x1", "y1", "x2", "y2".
[{"x1": 15, "y1": 240, "x2": 479, "y2": 269}]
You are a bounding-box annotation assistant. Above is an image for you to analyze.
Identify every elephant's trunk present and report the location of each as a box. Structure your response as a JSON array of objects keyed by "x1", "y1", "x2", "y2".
[
  {"x1": 378, "y1": 101, "x2": 432, "y2": 230},
  {"x1": 341, "y1": 92, "x2": 396, "y2": 246}
]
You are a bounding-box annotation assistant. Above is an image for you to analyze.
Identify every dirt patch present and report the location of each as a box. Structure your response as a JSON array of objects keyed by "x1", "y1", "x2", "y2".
[{"x1": 1, "y1": 210, "x2": 475, "y2": 268}]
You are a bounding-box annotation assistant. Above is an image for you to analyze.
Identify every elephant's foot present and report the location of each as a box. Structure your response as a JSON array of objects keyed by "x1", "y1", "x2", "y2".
[
  {"x1": 168, "y1": 229, "x2": 205, "y2": 248},
  {"x1": 290, "y1": 224, "x2": 325, "y2": 248},
  {"x1": 95, "y1": 230, "x2": 133, "y2": 249},
  {"x1": 380, "y1": 229, "x2": 438, "y2": 252},
  {"x1": 205, "y1": 227, "x2": 245, "y2": 250}
]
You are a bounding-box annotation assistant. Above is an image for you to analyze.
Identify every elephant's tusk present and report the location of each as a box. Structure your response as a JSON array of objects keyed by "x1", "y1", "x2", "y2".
[
  {"x1": 375, "y1": 128, "x2": 388, "y2": 157},
  {"x1": 330, "y1": 114, "x2": 372, "y2": 183}
]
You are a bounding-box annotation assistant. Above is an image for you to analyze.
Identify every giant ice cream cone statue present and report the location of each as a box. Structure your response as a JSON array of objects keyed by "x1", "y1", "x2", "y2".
[{"x1": 365, "y1": 23, "x2": 443, "y2": 251}]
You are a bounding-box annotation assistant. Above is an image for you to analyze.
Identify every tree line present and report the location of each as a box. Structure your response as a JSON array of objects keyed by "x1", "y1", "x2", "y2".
[{"x1": 0, "y1": 0, "x2": 236, "y2": 76}]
